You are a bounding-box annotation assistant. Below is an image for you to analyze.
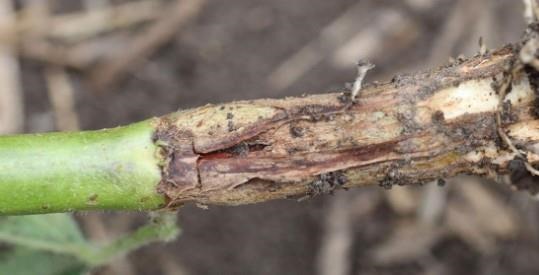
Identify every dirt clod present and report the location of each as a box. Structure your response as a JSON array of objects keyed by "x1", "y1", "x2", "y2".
[
  {"x1": 501, "y1": 100, "x2": 518, "y2": 124},
  {"x1": 337, "y1": 91, "x2": 352, "y2": 104},
  {"x1": 524, "y1": 65, "x2": 539, "y2": 117},
  {"x1": 379, "y1": 164, "x2": 409, "y2": 189},
  {"x1": 229, "y1": 142, "x2": 249, "y2": 156},
  {"x1": 298, "y1": 105, "x2": 325, "y2": 121},
  {"x1": 490, "y1": 76, "x2": 500, "y2": 94},
  {"x1": 307, "y1": 171, "x2": 347, "y2": 196},
  {"x1": 508, "y1": 157, "x2": 539, "y2": 194},
  {"x1": 431, "y1": 110, "x2": 445, "y2": 124},
  {"x1": 397, "y1": 110, "x2": 421, "y2": 135},
  {"x1": 87, "y1": 194, "x2": 99, "y2": 205},
  {"x1": 290, "y1": 126, "x2": 304, "y2": 138},
  {"x1": 391, "y1": 73, "x2": 414, "y2": 88},
  {"x1": 437, "y1": 178, "x2": 446, "y2": 187},
  {"x1": 227, "y1": 120, "x2": 235, "y2": 132}
]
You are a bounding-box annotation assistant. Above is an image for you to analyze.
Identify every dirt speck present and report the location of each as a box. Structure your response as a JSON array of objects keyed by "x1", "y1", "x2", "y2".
[
  {"x1": 397, "y1": 109, "x2": 421, "y2": 134},
  {"x1": 379, "y1": 164, "x2": 409, "y2": 189},
  {"x1": 437, "y1": 178, "x2": 446, "y2": 187},
  {"x1": 435, "y1": 115, "x2": 496, "y2": 153},
  {"x1": 297, "y1": 104, "x2": 337, "y2": 122},
  {"x1": 87, "y1": 193, "x2": 99, "y2": 205},
  {"x1": 226, "y1": 112, "x2": 236, "y2": 131},
  {"x1": 290, "y1": 126, "x2": 304, "y2": 138},
  {"x1": 391, "y1": 73, "x2": 414, "y2": 88},
  {"x1": 431, "y1": 110, "x2": 445, "y2": 124},
  {"x1": 229, "y1": 142, "x2": 250, "y2": 156},
  {"x1": 507, "y1": 157, "x2": 539, "y2": 194},
  {"x1": 287, "y1": 147, "x2": 301, "y2": 154},
  {"x1": 524, "y1": 65, "x2": 539, "y2": 117},
  {"x1": 307, "y1": 171, "x2": 347, "y2": 196},
  {"x1": 501, "y1": 100, "x2": 518, "y2": 124},
  {"x1": 227, "y1": 120, "x2": 235, "y2": 132},
  {"x1": 337, "y1": 91, "x2": 352, "y2": 104}
]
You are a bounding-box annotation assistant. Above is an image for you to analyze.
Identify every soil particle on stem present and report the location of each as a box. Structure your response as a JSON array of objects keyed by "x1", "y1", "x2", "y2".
[
  {"x1": 501, "y1": 100, "x2": 518, "y2": 124},
  {"x1": 87, "y1": 194, "x2": 99, "y2": 205},
  {"x1": 298, "y1": 105, "x2": 326, "y2": 121},
  {"x1": 391, "y1": 73, "x2": 415, "y2": 88},
  {"x1": 433, "y1": 112, "x2": 497, "y2": 153},
  {"x1": 337, "y1": 91, "x2": 352, "y2": 104},
  {"x1": 290, "y1": 125, "x2": 304, "y2": 138},
  {"x1": 431, "y1": 110, "x2": 445, "y2": 124},
  {"x1": 307, "y1": 171, "x2": 348, "y2": 196},
  {"x1": 397, "y1": 109, "x2": 421, "y2": 135},
  {"x1": 229, "y1": 142, "x2": 250, "y2": 156},
  {"x1": 226, "y1": 113, "x2": 235, "y2": 132},
  {"x1": 490, "y1": 76, "x2": 500, "y2": 94},
  {"x1": 507, "y1": 156, "x2": 539, "y2": 194},
  {"x1": 524, "y1": 65, "x2": 539, "y2": 117},
  {"x1": 437, "y1": 178, "x2": 446, "y2": 187},
  {"x1": 297, "y1": 104, "x2": 339, "y2": 122},
  {"x1": 379, "y1": 164, "x2": 409, "y2": 190}
]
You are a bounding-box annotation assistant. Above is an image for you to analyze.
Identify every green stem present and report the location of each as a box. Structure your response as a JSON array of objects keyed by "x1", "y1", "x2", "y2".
[
  {"x1": 87, "y1": 212, "x2": 179, "y2": 267},
  {"x1": 0, "y1": 121, "x2": 165, "y2": 215}
]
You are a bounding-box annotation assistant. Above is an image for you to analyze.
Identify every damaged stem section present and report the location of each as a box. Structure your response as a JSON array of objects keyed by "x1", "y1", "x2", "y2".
[
  {"x1": 156, "y1": 45, "x2": 539, "y2": 207},
  {"x1": 1, "y1": 45, "x2": 539, "y2": 214}
]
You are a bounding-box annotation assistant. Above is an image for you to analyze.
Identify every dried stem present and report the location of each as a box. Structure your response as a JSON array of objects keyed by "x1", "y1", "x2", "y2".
[{"x1": 155, "y1": 45, "x2": 539, "y2": 208}]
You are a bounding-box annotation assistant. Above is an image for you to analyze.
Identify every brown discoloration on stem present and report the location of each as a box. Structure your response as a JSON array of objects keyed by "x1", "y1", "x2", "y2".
[{"x1": 153, "y1": 45, "x2": 539, "y2": 208}]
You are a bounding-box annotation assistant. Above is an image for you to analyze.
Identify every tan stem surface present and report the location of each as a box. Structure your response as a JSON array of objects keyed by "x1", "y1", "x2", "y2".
[{"x1": 154, "y1": 46, "x2": 539, "y2": 207}]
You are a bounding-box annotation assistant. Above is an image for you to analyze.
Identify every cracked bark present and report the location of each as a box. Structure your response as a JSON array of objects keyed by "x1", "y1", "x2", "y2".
[{"x1": 152, "y1": 45, "x2": 539, "y2": 208}]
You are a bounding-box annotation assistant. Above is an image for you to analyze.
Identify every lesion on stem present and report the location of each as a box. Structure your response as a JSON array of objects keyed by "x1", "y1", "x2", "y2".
[{"x1": 152, "y1": 43, "x2": 539, "y2": 208}]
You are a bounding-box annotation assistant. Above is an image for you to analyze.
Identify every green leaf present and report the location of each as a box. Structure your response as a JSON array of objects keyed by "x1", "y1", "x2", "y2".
[
  {"x1": 0, "y1": 248, "x2": 87, "y2": 275},
  {"x1": 0, "y1": 214, "x2": 92, "y2": 274},
  {"x1": 0, "y1": 212, "x2": 179, "y2": 274},
  {"x1": 0, "y1": 214, "x2": 86, "y2": 243},
  {"x1": 0, "y1": 214, "x2": 91, "y2": 256}
]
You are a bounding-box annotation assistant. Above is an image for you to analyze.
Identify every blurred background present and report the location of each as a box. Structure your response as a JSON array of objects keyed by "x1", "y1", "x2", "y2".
[{"x1": 0, "y1": 0, "x2": 537, "y2": 274}]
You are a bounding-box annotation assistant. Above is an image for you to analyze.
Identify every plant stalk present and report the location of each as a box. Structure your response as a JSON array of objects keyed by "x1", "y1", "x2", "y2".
[
  {"x1": 1, "y1": 45, "x2": 539, "y2": 215},
  {"x1": 0, "y1": 121, "x2": 164, "y2": 215}
]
